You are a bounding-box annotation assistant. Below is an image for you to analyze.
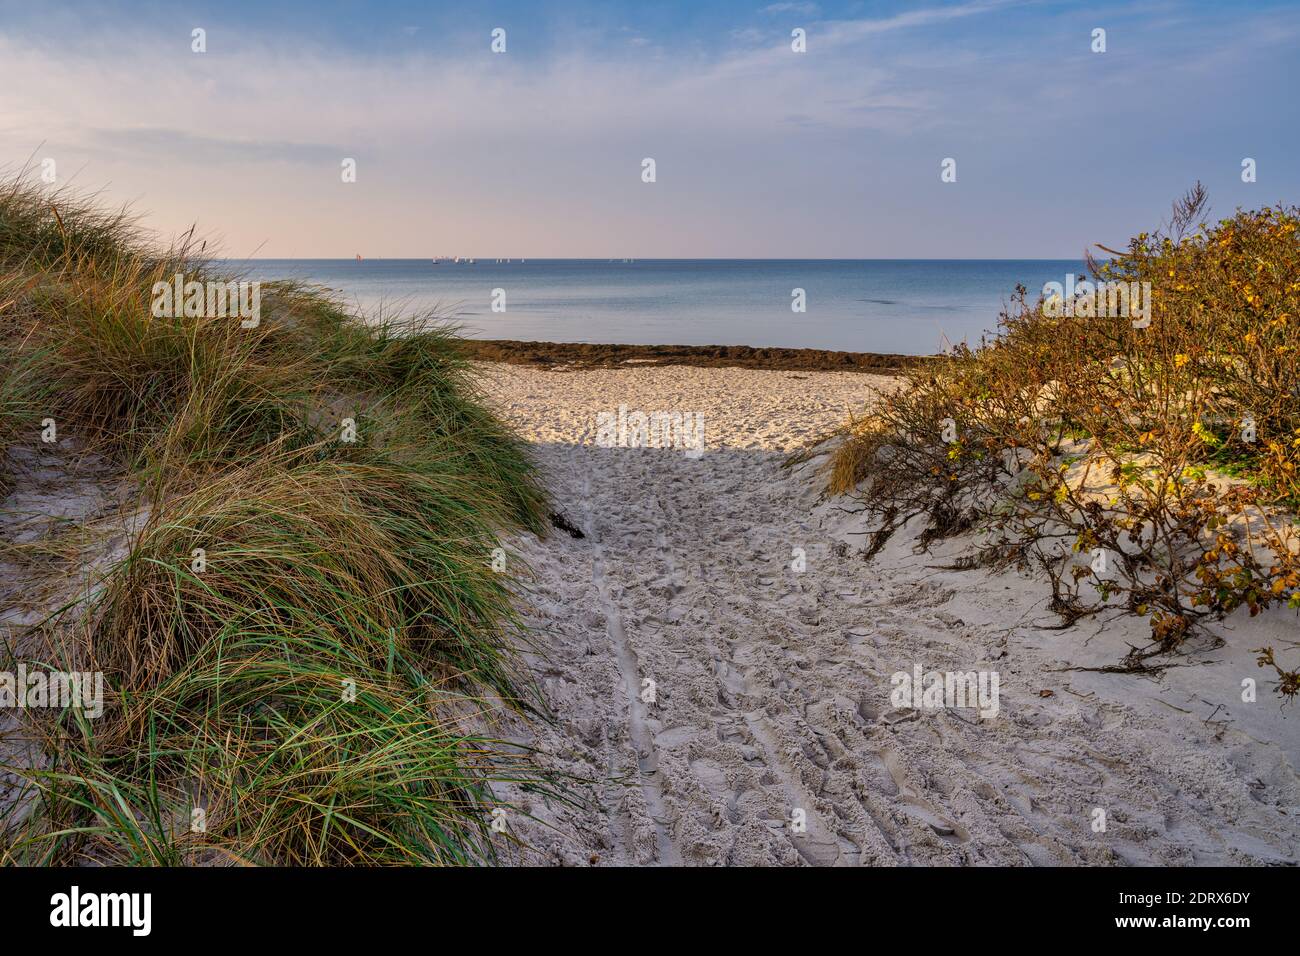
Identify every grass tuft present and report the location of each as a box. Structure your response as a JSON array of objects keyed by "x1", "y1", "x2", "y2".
[{"x1": 0, "y1": 172, "x2": 557, "y2": 864}]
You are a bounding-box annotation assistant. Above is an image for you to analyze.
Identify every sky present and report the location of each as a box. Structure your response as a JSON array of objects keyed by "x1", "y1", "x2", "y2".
[{"x1": 1, "y1": 0, "x2": 1296, "y2": 258}]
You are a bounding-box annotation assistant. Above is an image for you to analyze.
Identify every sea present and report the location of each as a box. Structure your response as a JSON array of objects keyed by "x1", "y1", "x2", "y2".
[{"x1": 229, "y1": 259, "x2": 1087, "y2": 355}]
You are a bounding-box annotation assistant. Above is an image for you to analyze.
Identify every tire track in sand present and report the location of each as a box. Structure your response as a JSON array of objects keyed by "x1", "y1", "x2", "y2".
[{"x1": 583, "y1": 473, "x2": 680, "y2": 866}]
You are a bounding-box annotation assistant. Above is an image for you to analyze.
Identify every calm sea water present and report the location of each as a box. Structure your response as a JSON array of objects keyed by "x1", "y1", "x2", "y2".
[{"x1": 230, "y1": 259, "x2": 1084, "y2": 355}]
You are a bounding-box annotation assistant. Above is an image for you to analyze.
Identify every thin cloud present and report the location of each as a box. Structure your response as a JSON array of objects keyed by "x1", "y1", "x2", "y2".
[
  {"x1": 90, "y1": 128, "x2": 342, "y2": 165},
  {"x1": 761, "y1": 2, "x2": 820, "y2": 14}
]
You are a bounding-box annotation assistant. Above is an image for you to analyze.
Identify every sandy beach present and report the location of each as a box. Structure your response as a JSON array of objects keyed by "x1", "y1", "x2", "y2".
[
  {"x1": 6, "y1": 0, "x2": 1298, "y2": 926},
  {"x1": 477, "y1": 362, "x2": 1300, "y2": 866}
]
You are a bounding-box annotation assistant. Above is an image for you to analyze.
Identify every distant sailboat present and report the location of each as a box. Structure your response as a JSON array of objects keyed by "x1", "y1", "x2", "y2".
[{"x1": 355, "y1": 254, "x2": 363, "y2": 262}]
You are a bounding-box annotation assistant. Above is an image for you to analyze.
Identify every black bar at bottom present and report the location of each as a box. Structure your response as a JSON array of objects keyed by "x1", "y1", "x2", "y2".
[{"x1": 0, "y1": 865, "x2": 1284, "y2": 943}]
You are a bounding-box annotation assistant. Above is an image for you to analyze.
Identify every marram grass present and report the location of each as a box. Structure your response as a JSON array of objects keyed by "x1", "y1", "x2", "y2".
[{"x1": 0, "y1": 174, "x2": 558, "y2": 865}]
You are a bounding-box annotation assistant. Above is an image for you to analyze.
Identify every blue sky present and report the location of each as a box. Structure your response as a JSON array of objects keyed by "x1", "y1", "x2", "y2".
[{"x1": 1, "y1": 0, "x2": 1296, "y2": 257}]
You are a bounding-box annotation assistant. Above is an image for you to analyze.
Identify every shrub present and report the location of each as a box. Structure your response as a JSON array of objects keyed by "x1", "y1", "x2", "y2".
[{"x1": 831, "y1": 187, "x2": 1300, "y2": 690}]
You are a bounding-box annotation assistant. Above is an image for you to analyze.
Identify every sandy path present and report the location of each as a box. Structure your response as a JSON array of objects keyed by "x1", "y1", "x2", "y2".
[{"x1": 478, "y1": 363, "x2": 1300, "y2": 867}]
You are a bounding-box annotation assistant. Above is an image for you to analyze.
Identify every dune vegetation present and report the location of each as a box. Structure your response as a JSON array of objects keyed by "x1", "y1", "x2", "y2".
[
  {"x1": 0, "y1": 175, "x2": 559, "y2": 864},
  {"x1": 830, "y1": 187, "x2": 1300, "y2": 697}
]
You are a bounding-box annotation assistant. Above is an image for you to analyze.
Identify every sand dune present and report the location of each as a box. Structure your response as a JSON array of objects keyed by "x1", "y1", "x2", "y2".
[{"x1": 478, "y1": 363, "x2": 1300, "y2": 866}]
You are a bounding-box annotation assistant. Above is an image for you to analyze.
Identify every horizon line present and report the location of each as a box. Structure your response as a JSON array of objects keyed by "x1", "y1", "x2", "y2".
[{"x1": 223, "y1": 256, "x2": 1097, "y2": 262}]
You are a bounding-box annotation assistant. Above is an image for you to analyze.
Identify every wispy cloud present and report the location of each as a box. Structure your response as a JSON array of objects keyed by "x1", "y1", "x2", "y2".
[
  {"x1": 762, "y1": 2, "x2": 820, "y2": 15},
  {"x1": 89, "y1": 128, "x2": 342, "y2": 165}
]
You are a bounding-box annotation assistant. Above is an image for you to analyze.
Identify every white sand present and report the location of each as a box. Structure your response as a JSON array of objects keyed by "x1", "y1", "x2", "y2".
[{"x1": 477, "y1": 362, "x2": 1300, "y2": 866}]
